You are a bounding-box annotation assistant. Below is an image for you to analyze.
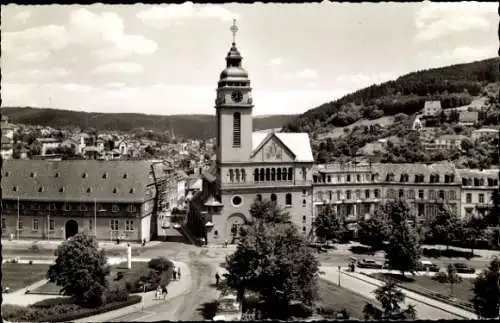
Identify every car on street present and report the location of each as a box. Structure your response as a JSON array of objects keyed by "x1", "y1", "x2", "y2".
[
  {"x1": 357, "y1": 258, "x2": 383, "y2": 269},
  {"x1": 452, "y1": 262, "x2": 476, "y2": 274},
  {"x1": 213, "y1": 294, "x2": 242, "y2": 321},
  {"x1": 418, "y1": 260, "x2": 440, "y2": 272}
]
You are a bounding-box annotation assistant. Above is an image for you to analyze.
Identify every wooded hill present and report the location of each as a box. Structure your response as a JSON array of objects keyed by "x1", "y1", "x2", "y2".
[
  {"x1": 282, "y1": 57, "x2": 499, "y2": 134},
  {"x1": 1, "y1": 107, "x2": 296, "y2": 140}
]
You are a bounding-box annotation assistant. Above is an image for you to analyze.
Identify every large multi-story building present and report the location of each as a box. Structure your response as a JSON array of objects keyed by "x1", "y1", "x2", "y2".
[
  {"x1": 187, "y1": 21, "x2": 315, "y2": 244},
  {"x1": 0, "y1": 160, "x2": 180, "y2": 242},
  {"x1": 458, "y1": 169, "x2": 499, "y2": 219}
]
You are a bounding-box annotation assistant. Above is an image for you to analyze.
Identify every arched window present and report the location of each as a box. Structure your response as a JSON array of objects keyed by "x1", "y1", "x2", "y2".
[
  {"x1": 317, "y1": 191, "x2": 324, "y2": 201},
  {"x1": 260, "y1": 168, "x2": 265, "y2": 181},
  {"x1": 241, "y1": 169, "x2": 246, "y2": 182},
  {"x1": 286, "y1": 193, "x2": 292, "y2": 206},
  {"x1": 282, "y1": 168, "x2": 287, "y2": 180},
  {"x1": 313, "y1": 175, "x2": 317, "y2": 183},
  {"x1": 233, "y1": 112, "x2": 241, "y2": 147},
  {"x1": 336, "y1": 191, "x2": 341, "y2": 200},
  {"x1": 346, "y1": 190, "x2": 351, "y2": 200},
  {"x1": 271, "y1": 193, "x2": 277, "y2": 203},
  {"x1": 254, "y1": 169, "x2": 259, "y2": 182},
  {"x1": 328, "y1": 191, "x2": 333, "y2": 200},
  {"x1": 235, "y1": 169, "x2": 240, "y2": 182},
  {"x1": 288, "y1": 168, "x2": 293, "y2": 181},
  {"x1": 265, "y1": 168, "x2": 271, "y2": 181},
  {"x1": 277, "y1": 168, "x2": 282, "y2": 181},
  {"x1": 399, "y1": 189, "x2": 405, "y2": 198},
  {"x1": 256, "y1": 194, "x2": 262, "y2": 201},
  {"x1": 229, "y1": 169, "x2": 234, "y2": 183},
  {"x1": 271, "y1": 168, "x2": 276, "y2": 181}
]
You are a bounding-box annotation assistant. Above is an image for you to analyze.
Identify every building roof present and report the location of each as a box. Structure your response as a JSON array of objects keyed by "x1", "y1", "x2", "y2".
[
  {"x1": 473, "y1": 128, "x2": 499, "y2": 133},
  {"x1": 456, "y1": 168, "x2": 500, "y2": 179},
  {"x1": 37, "y1": 138, "x2": 62, "y2": 143},
  {"x1": 459, "y1": 111, "x2": 478, "y2": 122},
  {"x1": 371, "y1": 162, "x2": 460, "y2": 183},
  {"x1": 1, "y1": 160, "x2": 155, "y2": 203},
  {"x1": 252, "y1": 132, "x2": 314, "y2": 162}
]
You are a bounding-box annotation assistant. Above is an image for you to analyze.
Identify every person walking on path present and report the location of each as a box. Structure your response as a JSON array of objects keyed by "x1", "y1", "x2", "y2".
[
  {"x1": 215, "y1": 272, "x2": 220, "y2": 287},
  {"x1": 162, "y1": 285, "x2": 168, "y2": 303},
  {"x1": 173, "y1": 269, "x2": 177, "y2": 281},
  {"x1": 177, "y1": 267, "x2": 181, "y2": 280}
]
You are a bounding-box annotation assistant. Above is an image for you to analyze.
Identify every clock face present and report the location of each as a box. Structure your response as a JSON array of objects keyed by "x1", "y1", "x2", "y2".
[{"x1": 231, "y1": 90, "x2": 243, "y2": 103}]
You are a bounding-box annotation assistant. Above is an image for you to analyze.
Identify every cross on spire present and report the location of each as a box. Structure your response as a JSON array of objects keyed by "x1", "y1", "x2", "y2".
[{"x1": 230, "y1": 18, "x2": 238, "y2": 44}]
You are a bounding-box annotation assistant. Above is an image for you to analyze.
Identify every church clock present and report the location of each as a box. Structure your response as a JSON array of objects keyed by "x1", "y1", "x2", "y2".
[{"x1": 231, "y1": 90, "x2": 243, "y2": 103}]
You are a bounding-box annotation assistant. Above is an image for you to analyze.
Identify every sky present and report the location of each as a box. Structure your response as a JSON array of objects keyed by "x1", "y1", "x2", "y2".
[{"x1": 1, "y1": 2, "x2": 498, "y2": 116}]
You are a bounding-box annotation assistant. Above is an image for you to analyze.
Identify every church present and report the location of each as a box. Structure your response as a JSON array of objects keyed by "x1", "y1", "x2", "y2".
[{"x1": 188, "y1": 20, "x2": 315, "y2": 245}]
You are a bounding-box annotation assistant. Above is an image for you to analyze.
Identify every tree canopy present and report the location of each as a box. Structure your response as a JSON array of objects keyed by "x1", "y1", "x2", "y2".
[
  {"x1": 364, "y1": 280, "x2": 417, "y2": 320},
  {"x1": 47, "y1": 234, "x2": 109, "y2": 307},
  {"x1": 313, "y1": 204, "x2": 347, "y2": 243},
  {"x1": 428, "y1": 204, "x2": 461, "y2": 249},
  {"x1": 224, "y1": 199, "x2": 319, "y2": 319},
  {"x1": 472, "y1": 257, "x2": 500, "y2": 318}
]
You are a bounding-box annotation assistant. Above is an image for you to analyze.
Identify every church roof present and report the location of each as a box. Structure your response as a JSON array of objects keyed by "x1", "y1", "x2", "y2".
[{"x1": 252, "y1": 131, "x2": 314, "y2": 162}]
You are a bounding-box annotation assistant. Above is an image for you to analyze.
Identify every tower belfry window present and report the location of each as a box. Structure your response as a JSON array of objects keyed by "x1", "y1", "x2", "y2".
[{"x1": 233, "y1": 112, "x2": 241, "y2": 147}]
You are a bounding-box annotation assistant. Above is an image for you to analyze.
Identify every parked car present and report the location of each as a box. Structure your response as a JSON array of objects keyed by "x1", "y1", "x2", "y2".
[
  {"x1": 357, "y1": 259, "x2": 383, "y2": 269},
  {"x1": 213, "y1": 294, "x2": 242, "y2": 321},
  {"x1": 418, "y1": 260, "x2": 440, "y2": 272},
  {"x1": 452, "y1": 263, "x2": 476, "y2": 274}
]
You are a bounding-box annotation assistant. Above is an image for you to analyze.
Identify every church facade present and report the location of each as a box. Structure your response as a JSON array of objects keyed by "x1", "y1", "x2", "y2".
[{"x1": 198, "y1": 21, "x2": 315, "y2": 245}]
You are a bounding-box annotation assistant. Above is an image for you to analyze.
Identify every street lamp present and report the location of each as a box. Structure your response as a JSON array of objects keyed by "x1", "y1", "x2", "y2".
[{"x1": 338, "y1": 265, "x2": 341, "y2": 286}]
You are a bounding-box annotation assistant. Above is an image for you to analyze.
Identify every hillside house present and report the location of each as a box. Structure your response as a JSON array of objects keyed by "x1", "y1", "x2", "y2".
[
  {"x1": 472, "y1": 128, "x2": 499, "y2": 141},
  {"x1": 405, "y1": 114, "x2": 423, "y2": 131},
  {"x1": 36, "y1": 138, "x2": 62, "y2": 156},
  {"x1": 423, "y1": 134, "x2": 467, "y2": 151},
  {"x1": 459, "y1": 111, "x2": 478, "y2": 126},
  {"x1": 422, "y1": 101, "x2": 442, "y2": 117},
  {"x1": 1, "y1": 116, "x2": 15, "y2": 160}
]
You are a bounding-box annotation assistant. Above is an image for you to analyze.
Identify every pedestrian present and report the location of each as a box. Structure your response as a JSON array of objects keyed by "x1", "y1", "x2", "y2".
[
  {"x1": 215, "y1": 272, "x2": 220, "y2": 287},
  {"x1": 155, "y1": 286, "x2": 161, "y2": 300},
  {"x1": 162, "y1": 285, "x2": 168, "y2": 302},
  {"x1": 177, "y1": 266, "x2": 181, "y2": 280},
  {"x1": 173, "y1": 269, "x2": 177, "y2": 281},
  {"x1": 224, "y1": 240, "x2": 228, "y2": 248},
  {"x1": 142, "y1": 238, "x2": 146, "y2": 247}
]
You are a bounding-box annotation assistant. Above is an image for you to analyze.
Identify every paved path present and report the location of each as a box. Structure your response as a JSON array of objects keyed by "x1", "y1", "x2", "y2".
[
  {"x1": 2, "y1": 279, "x2": 65, "y2": 306},
  {"x1": 354, "y1": 267, "x2": 478, "y2": 278},
  {"x1": 320, "y1": 266, "x2": 478, "y2": 320}
]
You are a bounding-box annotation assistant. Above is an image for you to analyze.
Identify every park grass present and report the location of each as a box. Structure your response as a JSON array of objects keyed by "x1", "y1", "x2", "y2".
[
  {"x1": 370, "y1": 273, "x2": 475, "y2": 306},
  {"x1": 32, "y1": 261, "x2": 150, "y2": 295},
  {"x1": 317, "y1": 278, "x2": 378, "y2": 319},
  {"x1": 2, "y1": 263, "x2": 51, "y2": 292}
]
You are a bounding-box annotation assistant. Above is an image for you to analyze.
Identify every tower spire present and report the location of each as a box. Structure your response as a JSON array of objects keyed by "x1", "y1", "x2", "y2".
[{"x1": 230, "y1": 18, "x2": 238, "y2": 44}]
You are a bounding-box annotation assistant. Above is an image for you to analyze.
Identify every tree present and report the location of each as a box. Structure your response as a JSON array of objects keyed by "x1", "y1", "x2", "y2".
[
  {"x1": 471, "y1": 257, "x2": 500, "y2": 319},
  {"x1": 357, "y1": 209, "x2": 390, "y2": 251},
  {"x1": 429, "y1": 204, "x2": 461, "y2": 250},
  {"x1": 47, "y1": 233, "x2": 110, "y2": 307},
  {"x1": 364, "y1": 280, "x2": 417, "y2": 320},
  {"x1": 224, "y1": 200, "x2": 319, "y2": 320},
  {"x1": 313, "y1": 204, "x2": 347, "y2": 243},
  {"x1": 487, "y1": 189, "x2": 500, "y2": 227},
  {"x1": 383, "y1": 201, "x2": 421, "y2": 276}
]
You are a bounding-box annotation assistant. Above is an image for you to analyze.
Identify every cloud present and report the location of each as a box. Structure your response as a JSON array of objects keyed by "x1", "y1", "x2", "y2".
[
  {"x1": 62, "y1": 83, "x2": 93, "y2": 92},
  {"x1": 2, "y1": 8, "x2": 158, "y2": 65},
  {"x1": 336, "y1": 72, "x2": 395, "y2": 88},
  {"x1": 137, "y1": 2, "x2": 240, "y2": 29},
  {"x1": 268, "y1": 58, "x2": 283, "y2": 66},
  {"x1": 4, "y1": 68, "x2": 70, "y2": 80},
  {"x1": 92, "y1": 62, "x2": 144, "y2": 75},
  {"x1": 415, "y1": 1, "x2": 495, "y2": 41},
  {"x1": 17, "y1": 50, "x2": 51, "y2": 62},
  {"x1": 105, "y1": 82, "x2": 127, "y2": 89},
  {"x1": 296, "y1": 68, "x2": 318, "y2": 79},
  {"x1": 12, "y1": 10, "x2": 32, "y2": 24},
  {"x1": 423, "y1": 44, "x2": 497, "y2": 63}
]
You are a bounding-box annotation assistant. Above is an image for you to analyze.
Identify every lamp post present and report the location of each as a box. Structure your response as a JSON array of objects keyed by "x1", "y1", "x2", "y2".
[
  {"x1": 338, "y1": 265, "x2": 341, "y2": 286},
  {"x1": 16, "y1": 196, "x2": 20, "y2": 240}
]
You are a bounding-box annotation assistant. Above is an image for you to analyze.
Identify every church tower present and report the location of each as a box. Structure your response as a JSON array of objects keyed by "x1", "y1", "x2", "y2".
[{"x1": 215, "y1": 19, "x2": 254, "y2": 166}]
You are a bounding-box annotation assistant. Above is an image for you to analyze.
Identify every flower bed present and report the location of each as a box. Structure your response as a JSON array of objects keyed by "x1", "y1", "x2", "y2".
[{"x1": 1, "y1": 295, "x2": 141, "y2": 322}]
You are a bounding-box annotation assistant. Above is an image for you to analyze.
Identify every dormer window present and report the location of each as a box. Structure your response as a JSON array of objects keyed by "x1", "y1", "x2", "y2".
[
  {"x1": 55, "y1": 172, "x2": 60, "y2": 178},
  {"x1": 59, "y1": 187, "x2": 64, "y2": 193},
  {"x1": 129, "y1": 188, "x2": 134, "y2": 194},
  {"x1": 113, "y1": 188, "x2": 118, "y2": 194},
  {"x1": 386, "y1": 173, "x2": 394, "y2": 182},
  {"x1": 79, "y1": 204, "x2": 88, "y2": 211},
  {"x1": 5, "y1": 172, "x2": 9, "y2": 177},
  {"x1": 102, "y1": 173, "x2": 108, "y2": 179},
  {"x1": 112, "y1": 204, "x2": 120, "y2": 212},
  {"x1": 13, "y1": 186, "x2": 17, "y2": 192},
  {"x1": 82, "y1": 172, "x2": 88, "y2": 178},
  {"x1": 87, "y1": 188, "x2": 92, "y2": 193},
  {"x1": 30, "y1": 172, "x2": 36, "y2": 178},
  {"x1": 38, "y1": 187, "x2": 44, "y2": 193},
  {"x1": 123, "y1": 174, "x2": 128, "y2": 179}
]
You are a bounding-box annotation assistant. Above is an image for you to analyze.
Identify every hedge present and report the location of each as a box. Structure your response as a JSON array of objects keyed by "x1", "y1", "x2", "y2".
[{"x1": 1, "y1": 295, "x2": 141, "y2": 322}]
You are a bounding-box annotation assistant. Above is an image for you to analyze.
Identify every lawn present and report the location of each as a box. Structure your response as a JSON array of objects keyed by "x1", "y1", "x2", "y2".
[
  {"x1": 370, "y1": 273, "x2": 475, "y2": 307},
  {"x1": 32, "y1": 261, "x2": 151, "y2": 295},
  {"x1": 2, "y1": 263, "x2": 51, "y2": 292},
  {"x1": 317, "y1": 278, "x2": 379, "y2": 319}
]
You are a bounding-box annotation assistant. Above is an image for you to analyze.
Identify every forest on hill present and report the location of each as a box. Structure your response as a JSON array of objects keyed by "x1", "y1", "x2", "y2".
[
  {"x1": 282, "y1": 57, "x2": 499, "y2": 133},
  {"x1": 1, "y1": 107, "x2": 296, "y2": 140}
]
